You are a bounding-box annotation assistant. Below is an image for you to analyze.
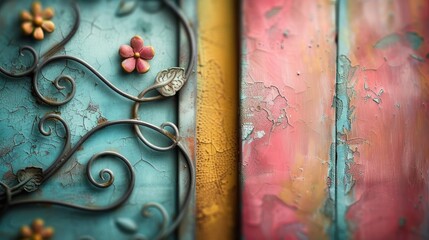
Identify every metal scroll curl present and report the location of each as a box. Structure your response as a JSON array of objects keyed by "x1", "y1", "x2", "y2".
[
  {"x1": 0, "y1": 114, "x2": 193, "y2": 211},
  {"x1": 1, "y1": 0, "x2": 196, "y2": 107},
  {"x1": 0, "y1": 0, "x2": 196, "y2": 239}
]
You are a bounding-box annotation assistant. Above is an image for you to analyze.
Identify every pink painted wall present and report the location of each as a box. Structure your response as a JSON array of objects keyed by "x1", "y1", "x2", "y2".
[
  {"x1": 240, "y1": 0, "x2": 336, "y2": 238},
  {"x1": 340, "y1": 0, "x2": 429, "y2": 239}
]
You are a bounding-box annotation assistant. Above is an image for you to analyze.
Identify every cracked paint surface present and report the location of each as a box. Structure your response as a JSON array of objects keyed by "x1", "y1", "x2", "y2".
[
  {"x1": 241, "y1": 0, "x2": 336, "y2": 239},
  {"x1": 0, "y1": 1, "x2": 181, "y2": 239},
  {"x1": 337, "y1": 0, "x2": 429, "y2": 239},
  {"x1": 196, "y1": 0, "x2": 238, "y2": 239},
  {"x1": 177, "y1": 0, "x2": 197, "y2": 239}
]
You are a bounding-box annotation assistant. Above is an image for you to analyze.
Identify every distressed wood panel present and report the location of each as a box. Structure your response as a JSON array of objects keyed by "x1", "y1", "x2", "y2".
[
  {"x1": 336, "y1": 0, "x2": 429, "y2": 239},
  {"x1": 196, "y1": 0, "x2": 239, "y2": 239},
  {"x1": 240, "y1": 0, "x2": 336, "y2": 239}
]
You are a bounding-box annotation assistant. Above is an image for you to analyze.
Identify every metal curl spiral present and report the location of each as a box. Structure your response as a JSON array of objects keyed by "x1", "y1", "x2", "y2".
[
  {"x1": 0, "y1": 46, "x2": 39, "y2": 78},
  {"x1": 38, "y1": 113, "x2": 72, "y2": 180},
  {"x1": 86, "y1": 151, "x2": 134, "y2": 189},
  {"x1": 38, "y1": 113, "x2": 71, "y2": 139},
  {"x1": 32, "y1": 59, "x2": 78, "y2": 106}
]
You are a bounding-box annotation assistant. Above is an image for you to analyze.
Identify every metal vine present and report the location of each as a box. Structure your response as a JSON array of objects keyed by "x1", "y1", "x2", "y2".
[{"x1": 0, "y1": 0, "x2": 196, "y2": 239}]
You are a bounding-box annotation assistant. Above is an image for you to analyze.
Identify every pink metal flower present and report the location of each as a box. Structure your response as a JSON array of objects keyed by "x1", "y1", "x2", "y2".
[{"x1": 119, "y1": 36, "x2": 155, "y2": 74}]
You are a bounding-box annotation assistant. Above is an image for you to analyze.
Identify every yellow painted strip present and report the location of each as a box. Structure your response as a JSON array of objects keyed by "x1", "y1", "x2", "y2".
[{"x1": 197, "y1": 0, "x2": 238, "y2": 239}]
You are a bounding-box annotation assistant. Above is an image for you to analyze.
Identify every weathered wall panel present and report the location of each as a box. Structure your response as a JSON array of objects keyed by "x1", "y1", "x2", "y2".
[
  {"x1": 178, "y1": 0, "x2": 197, "y2": 239},
  {"x1": 196, "y1": 0, "x2": 238, "y2": 239},
  {"x1": 240, "y1": 0, "x2": 336, "y2": 239},
  {"x1": 337, "y1": 0, "x2": 429, "y2": 239}
]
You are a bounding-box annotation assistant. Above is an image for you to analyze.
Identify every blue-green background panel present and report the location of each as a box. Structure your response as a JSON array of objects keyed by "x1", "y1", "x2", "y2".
[{"x1": 0, "y1": 0, "x2": 181, "y2": 239}]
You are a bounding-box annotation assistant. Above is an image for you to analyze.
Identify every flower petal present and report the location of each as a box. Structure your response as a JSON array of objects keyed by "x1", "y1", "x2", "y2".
[
  {"x1": 32, "y1": 219, "x2": 44, "y2": 233},
  {"x1": 32, "y1": 2, "x2": 42, "y2": 16},
  {"x1": 130, "y1": 35, "x2": 144, "y2": 52},
  {"x1": 42, "y1": 20, "x2": 55, "y2": 33},
  {"x1": 33, "y1": 27, "x2": 44, "y2": 40},
  {"x1": 121, "y1": 58, "x2": 136, "y2": 73},
  {"x1": 21, "y1": 22, "x2": 34, "y2": 35},
  {"x1": 136, "y1": 58, "x2": 150, "y2": 74},
  {"x1": 20, "y1": 226, "x2": 33, "y2": 237},
  {"x1": 20, "y1": 10, "x2": 33, "y2": 21},
  {"x1": 41, "y1": 227, "x2": 54, "y2": 237},
  {"x1": 42, "y1": 7, "x2": 54, "y2": 19},
  {"x1": 119, "y1": 45, "x2": 134, "y2": 58},
  {"x1": 139, "y1": 46, "x2": 155, "y2": 60}
]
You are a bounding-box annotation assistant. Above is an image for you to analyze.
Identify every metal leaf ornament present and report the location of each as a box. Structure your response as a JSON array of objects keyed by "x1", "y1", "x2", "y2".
[
  {"x1": 156, "y1": 67, "x2": 186, "y2": 97},
  {"x1": 17, "y1": 167, "x2": 43, "y2": 192},
  {"x1": 116, "y1": 0, "x2": 137, "y2": 16},
  {"x1": 115, "y1": 218, "x2": 138, "y2": 234}
]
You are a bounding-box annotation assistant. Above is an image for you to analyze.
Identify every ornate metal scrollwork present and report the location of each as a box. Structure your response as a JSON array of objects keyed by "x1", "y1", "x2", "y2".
[{"x1": 0, "y1": 0, "x2": 196, "y2": 239}]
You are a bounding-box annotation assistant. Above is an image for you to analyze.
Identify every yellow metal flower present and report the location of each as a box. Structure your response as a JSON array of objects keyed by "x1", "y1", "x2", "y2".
[
  {"x1": 20, "y1": 218, "x2": 54, "y2": 240},
  {"x1": 20, "y1": 2, "x2": 55, "y2": 41}
]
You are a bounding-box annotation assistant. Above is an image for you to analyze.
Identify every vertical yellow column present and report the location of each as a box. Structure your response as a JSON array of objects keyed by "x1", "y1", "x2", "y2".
[{"x1": 197, "y1": 0, "x2": 238, "y2": 239}]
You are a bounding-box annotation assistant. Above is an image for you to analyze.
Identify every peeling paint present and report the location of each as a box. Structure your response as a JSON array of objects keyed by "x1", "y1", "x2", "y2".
[
  {"x1": 241, "y1": 0, "x2": 336, "y2": 238},
  {"x1": 337, "y1": 0, "x2": 429, "y2": 238}
]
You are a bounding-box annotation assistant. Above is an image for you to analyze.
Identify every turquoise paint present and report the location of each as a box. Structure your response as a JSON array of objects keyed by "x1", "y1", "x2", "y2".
[
  {"x1": 0, "y1": 0, "x2": 182, "y2": 239},
  {"x1": 333, "y1": 0, "x2": 355, "y2": 239},
  {"x1": 405, "y1": 32, "x2": 424, "y2": 50},
  {"x1": 374, "y1": 32, "x2": 424, "y2": 50},
  {"x1": 335, "y1": 55, "x2": 355, "y2": 240},
  {"x1": 374, "y1": 33, "x2": 401, "y2": 49},
  {"x1": 177, "y1": 0, "x2": 197, "y2": 239},
  {"x1": 325, "y1": 142, "x2": 336, "y2": 239}
]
